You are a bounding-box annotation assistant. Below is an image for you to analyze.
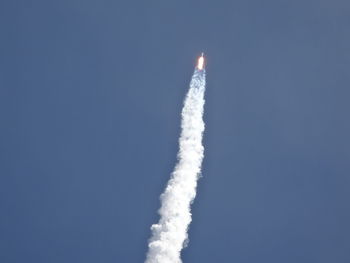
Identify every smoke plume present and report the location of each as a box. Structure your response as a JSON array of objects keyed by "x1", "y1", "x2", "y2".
[{"x1": 146, "y1": 68, "x2": 206, "y2": 263}]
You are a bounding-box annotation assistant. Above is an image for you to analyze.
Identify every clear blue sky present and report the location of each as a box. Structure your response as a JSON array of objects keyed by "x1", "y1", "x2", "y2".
[{"x1": 1, "y1": 0, "x2": 350, "y2": 262}]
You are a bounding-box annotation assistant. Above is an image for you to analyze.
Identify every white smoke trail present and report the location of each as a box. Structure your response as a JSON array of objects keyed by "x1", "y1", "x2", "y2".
[{"x1": 146, "y1": 68, "x2": 206, "y2": 263}]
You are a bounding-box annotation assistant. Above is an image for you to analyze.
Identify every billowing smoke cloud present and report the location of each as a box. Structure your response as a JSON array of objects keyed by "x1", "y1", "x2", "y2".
[{"x1": 146, "y1": 68, "x2": 206, "y2": 263}]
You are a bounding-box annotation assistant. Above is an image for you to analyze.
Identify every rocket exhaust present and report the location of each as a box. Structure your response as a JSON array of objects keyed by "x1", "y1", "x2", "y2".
[{"x1": 145, "y1": 56, "x2": 206, "y2": 263}]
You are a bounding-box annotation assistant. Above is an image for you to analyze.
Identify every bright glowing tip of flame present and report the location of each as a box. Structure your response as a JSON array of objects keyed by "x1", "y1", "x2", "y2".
[{"x1": 197, "y1": 55, "x2": 204, "y2": 70}]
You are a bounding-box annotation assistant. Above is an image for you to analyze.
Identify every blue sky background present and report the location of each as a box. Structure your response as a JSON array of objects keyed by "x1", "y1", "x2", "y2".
[{"x1": 1, "y1": 0, "x2": 350, "y2": 262}]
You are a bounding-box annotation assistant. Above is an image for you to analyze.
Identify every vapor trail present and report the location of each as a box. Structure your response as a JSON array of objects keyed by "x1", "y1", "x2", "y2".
[{"x1": 146, "y1": 58, "x2": 206, "y2": 263}]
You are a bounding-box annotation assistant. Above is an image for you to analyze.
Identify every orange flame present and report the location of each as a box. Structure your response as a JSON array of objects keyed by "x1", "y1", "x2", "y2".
[{"x1": 197, "y1": 55, "x2": 204, "y2": 70}]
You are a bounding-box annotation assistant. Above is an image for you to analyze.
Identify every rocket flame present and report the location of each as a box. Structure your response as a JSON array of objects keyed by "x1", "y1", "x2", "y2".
[{"x1": 197, "y1": 55, "x2": 204, "y2": 70}]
